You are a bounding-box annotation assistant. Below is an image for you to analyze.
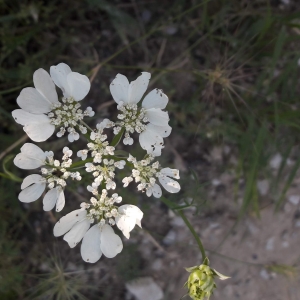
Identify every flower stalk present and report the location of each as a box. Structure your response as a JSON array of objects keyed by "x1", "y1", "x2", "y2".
[{"x1": 160, "y1": 196, "x2": 206, "y2": 262}]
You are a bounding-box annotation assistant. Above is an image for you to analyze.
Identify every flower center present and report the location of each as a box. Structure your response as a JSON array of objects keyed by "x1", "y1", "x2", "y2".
[
  {"x1": 117, "y1": 104, "x2": 148, "y2": 134},
  {"x1": 47, "y1": 97, "x2": 94, "y2": 138},
  {"x1": 84, "y1": 190, "x2": 122, "y2": 225}
]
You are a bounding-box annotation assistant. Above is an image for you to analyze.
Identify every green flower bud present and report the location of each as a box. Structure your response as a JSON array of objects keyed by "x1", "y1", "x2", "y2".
[{"x1": 184, "y1": 258, "x2": 229, "y2": 300}]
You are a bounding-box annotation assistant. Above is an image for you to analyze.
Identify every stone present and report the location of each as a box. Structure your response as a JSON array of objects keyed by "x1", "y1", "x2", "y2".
[
  {"x1": 269, "y1": 153, "x2": 282, "y2": 169},
  {"x1": 257, "y1": 180, "x2": 269, "y2": 196},
  {"x1": 126, "y1": 277, "x2": 164, "y2": 300},
  {"x1": 288, "y1": 195, "x2": 300, "y2": 205}
]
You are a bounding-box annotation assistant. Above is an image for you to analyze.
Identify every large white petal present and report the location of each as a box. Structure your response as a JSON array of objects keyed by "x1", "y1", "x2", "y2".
[
  {"x1": 158, "y1": 175, "x2": 181, "y2": 193},
  {"x1": 100, "y1": 224, "x2": 123, "y2": 258},
  {"x1": 67, "y1": 72, "x2": 90, "y2": 101},
  {"x1": 146, "y1": 108, "x2": 169, "y2": 126},
  {"x1": 109, "y1": 74, "x2": 129, "y2": 104},
  {"x1": 14, "y1": 143, "x2": 46, "y2": 170},
  {"x1": 17, "y1": 87, "x2": 52, "y2": 114},
  {"x1": 21, "y1": 174, "x2": 44, "y2": 189},
  {"x1": 115, "y1": 215, "x2": 136, "y2": 239},
  {"x1": 128, "y1": 72, "x2": 151, "y2": 104},
  {"x1": 21, "y1": 143, "x2": 46, "y2": 160},
  {"x1": 43, "y1": 188, "x2": 58, "y2": 211},
  {"x1": 146, "y1": 123, "x2": 172, "y2": 138},
  {"x1": 12, "y1": 110, "x2": 55, "y2": 142},
  {"x1": 50, "y1": 63, "x2": 72, "y2": 97},
  {"x1": 139, "y1": 128, "x2": 164, "y2": 156},
  {"x1": 63, "y1": 219, "x2": 90, "y2": 248},
  {"x1": 14, "y1": 153, "x2": 45, "y2": 170},
  {"x1": 18, "y1": 182, "x2": 46, "y2": 203},
  {"x1": 55, "y1": 190, "x2": 65, "y2": 212},
  {"x1": 118, "y1": 205, "x2": 143, "y2": 225},
  {"x1": 160, "y1": 167, "x2": 180, "y2": 179},
  {"x1": 33, "y1": 68, "x2": 58, "y2": 104},
  {"x1": 12, "y1": 109, "x2": 47, "y2": 126},
  {"x1": 53, "y1": 209, "x2": 87, "y2": 237},
  {"x1": 24, "y1": 120, "x2": 55, "y2": 142},
  {"x1": 142, "y1": 88, "x2": 168, "y2": 109},
  {"x1": 80, "y1": 224, "x2": 102, "y2": 263}
]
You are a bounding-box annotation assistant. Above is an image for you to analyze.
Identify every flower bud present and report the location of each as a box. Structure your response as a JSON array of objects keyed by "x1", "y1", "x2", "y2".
[{"x1": 184, "y1": 258, "x2": 229, "y2": 300}]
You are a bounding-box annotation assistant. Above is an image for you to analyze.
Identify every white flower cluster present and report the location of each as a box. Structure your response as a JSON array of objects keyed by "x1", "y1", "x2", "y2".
[
  {"x1": 123, "y1": 154, "x2": 180, "y2": 198},
  {"x1": 86, "y1": 157, "x2": 125, "y2": 191},
  {"x1": 12, "y1": 63, "x2": 94, "y2": 142},
  {"x1": 110, "y1": 73, "x2": 171, "y2": 156},
  {"x1": 12, "y1": 63, "x2": 181, "y2": 263},
  {"x1": 14, "y1": 143, "x2": 80, "y2": 212}
]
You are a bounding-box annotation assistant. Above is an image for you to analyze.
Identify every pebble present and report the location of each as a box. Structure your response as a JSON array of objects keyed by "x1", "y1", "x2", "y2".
[
  {"x1": 288, "y1": 195, "x2": 300, "y2": 205},
  {"x1": 260, "y1": 269, "x2": 270, "y2": 280},
  {"x1": 151, "y1": 259, "x2": 163, "y2": 271},
  {"x1": 269, "y1": 153, "x2": 282, "y2": 169},
  {"x1": 257, "y1": 179, "x2": 269, "y2": 196},
  {"x1": 162, "y1": 230, "x2": 177, "y2": 246},
  {"x1": 266, "y1": 237, "x2": 275, "y2": 251},
  {"x1": 126, "y1": 277, "x2": 164, "y2": 300}
]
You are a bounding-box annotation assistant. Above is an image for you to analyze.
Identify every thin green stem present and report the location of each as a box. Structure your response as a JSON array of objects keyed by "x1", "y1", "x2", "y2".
[
  {"x1": 79, "y1": 120, "x2": 93, "y2": 132},
  {"x1": 178, "y1": 210, "x2": 206, "y2": 262},
  {"x1": 160, "y1": 196, "x2": 206, "y2": 262}
]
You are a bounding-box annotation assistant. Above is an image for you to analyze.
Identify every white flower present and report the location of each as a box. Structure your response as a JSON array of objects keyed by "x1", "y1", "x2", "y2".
[
  {"x1": 157, "y1": 167, "x2": 180, "y2": 193},
  {"x1": 19, "y1": 174, "x2": 65, "y2": 212},
  {"x1": 115, "y1": 204, "x2": 143, "y2": 239},
  {"x1": 14, "y1": 143, "x2": 46, "y2": 169},
  {"x1": 53, "y1": 209, "x2": 123, "y2": 263},
  {"x1": 12, "y1": 63, "x2": 91, "y2": 142},
  {"x1": 49, "y1": 63, "x2": 90, "y2": 101},
  {"x1": 77, "y1": 149, "x2": 88, "y2": 160},
  {"x1": 110, "y1": 72, "x2": 172, "y2": 156},
  {"x1": 146, "y1": 183, "x2": 162, "y2": 198}
]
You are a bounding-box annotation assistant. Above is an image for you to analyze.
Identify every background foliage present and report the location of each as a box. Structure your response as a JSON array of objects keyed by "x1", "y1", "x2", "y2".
[{"x1": 1, "y1": 0, "x2": 300, "y2": 299}]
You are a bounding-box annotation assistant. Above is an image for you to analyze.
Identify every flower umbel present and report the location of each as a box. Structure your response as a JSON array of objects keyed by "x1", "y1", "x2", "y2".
[{"x1": 110, "y1": 72, "x2": 171, "y2": 156}]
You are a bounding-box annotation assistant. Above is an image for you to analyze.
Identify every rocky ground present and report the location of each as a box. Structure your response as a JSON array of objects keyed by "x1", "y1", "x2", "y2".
[{"x1": 118, "y1": 146, "x2": 300, "y2": 300}]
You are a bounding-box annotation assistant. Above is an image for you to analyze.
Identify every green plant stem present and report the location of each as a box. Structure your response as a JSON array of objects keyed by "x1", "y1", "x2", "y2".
[{"x1": 160, "y1": 196, "x2": 206, "y2": 262}]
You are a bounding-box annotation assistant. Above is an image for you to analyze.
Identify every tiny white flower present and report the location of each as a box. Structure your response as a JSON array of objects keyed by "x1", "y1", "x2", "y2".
[
  {"x1": 77, "y1": 149, "x2": 88, "y2": 160},
  {"x1": 114, "y1": 160, "x2": 126, "y2": 169},
  {"x1": 122, "y1": 176, "x2": 133, "y2": 187},
  {"x1": 115, "y1": 204, "x2": 143, "y2": 239},
  {"x1": 84, "y1": 107, "x2": 95, "y2": 117},
  {"x1": 67, "y1": 127, "x2": 79, "y2": 142}
]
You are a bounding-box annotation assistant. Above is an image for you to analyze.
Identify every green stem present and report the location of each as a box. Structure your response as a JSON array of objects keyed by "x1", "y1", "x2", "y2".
[
  {"x1": 178, "y1": 210, "x2": 207, "y2": 262},
  {"x1": 80, "y1": 120, "x2": 94, "y2": 132},
  {"x1": 160, "y1": 196, "x2": 206, "y2": 262}
]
